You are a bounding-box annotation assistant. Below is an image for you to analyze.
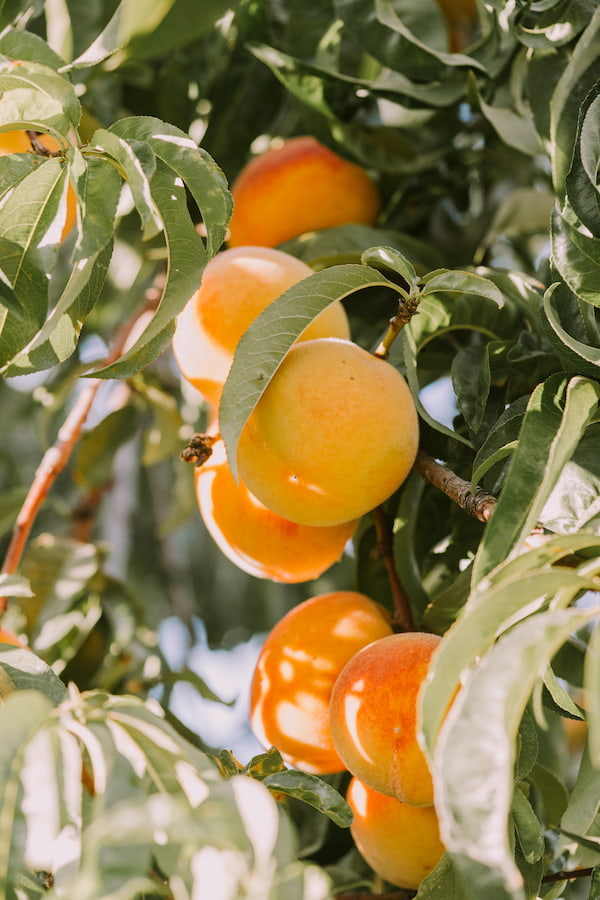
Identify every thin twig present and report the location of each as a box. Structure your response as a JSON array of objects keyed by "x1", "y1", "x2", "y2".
[
  {"x1": 412, "y1": 450, "x2": 497, "y2": 523},
  {"x1": 374, "y1": 295, "x2": 420, "y2": 360},
  {"x1": 0, "y1": 297, "x2": 159, "y2": 616},
  {"x1": 372, "y1": 505, "x2": 415, "y2": 633},
  {"x1": 541, "y1": 867, "x2": 594, "y2": 884}
]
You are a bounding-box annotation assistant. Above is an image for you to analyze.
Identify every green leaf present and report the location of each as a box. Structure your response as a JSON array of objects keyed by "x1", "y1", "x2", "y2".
[
  {"x1": 0, "y1": 26, "x2": 64, "y2": 69},
  {"x1": 469, "y1": 73, "x2": 544, "y2": 157},
  {"x1": 91, "y1": 158, "x2": 206, "y2": 379},
  {"x1": 528, "y1": 763, "x2": 569, "y2": 829},
  {"x1": 472, "y1": 375, "x2": 600, "y2": 583},
  {"x1": 4, "y1": 241, "x2": 113, "y2": 376},
  {"x1": 550, "y1": 6, "x2": 600, "y2": 197},
  {"x1": 0, "y1": 690, "x2": 55, "y2": 893},
  {"x1": 420, "y1": 565, "x2": 599, "y2": 768},
  {"x1": 559, "y1": 744, "x2": 600, "y2": 868},
  {"x1": 421, "y1": 269, "x2": 506, "y2": 304},
  {"x1": 219, "y1": 264, "x2": 397, "y2": 479},
  {"x1": 0, "y1": 573, "x2": 32, "y2": 599},
  {"x1": 551, "y1": 205, "x2": 600, "y2": 307},
  {"x1": 0, "y1": 650, "x2": 67, "y2": 705},
  {"x1": 263, "y1": 770, "x2": 353, "y2": 827},
  {"x1": 73, "y1": 405, "x2": 142, "y2": 489},
  {"x1": 433, "y1": 606, "x2": 599, "y2": 900},
  {"x1": 119, "y1": 0, "x2": 233, "y2": 61},
  {"x1": 71, "y1": 153, "x2": 122, "y2": 261},
  {"x1": 542, "y1": 283, "x2": 600, "y2": 378},
  {"x1": 0, "y1": 57, "x2": 80, "y2": 135},
  {"x1": 584, "y1": 617, "x2": 600, "y2": 768},
  {"x1": 108, "y1": 116, "x2": 231, "y2": 258},
  {"x1": 88, "y1": 129, "x2": 161, "y2": 239},
  {"x1": 512, "y1": 788, "x2": 544, "y2": 865},
  {"x1": 63, "y1": 0, "x2": 178, "y2": 69},
  {"x1": 565, "y1": 86, "x2": 600, "y2": 238},
  {"x1": 362, "y1": 245, "x2": 418, "y2": 287},
  {"x1": 539, "y1": 424, "x2": 600, "y2": 534}
]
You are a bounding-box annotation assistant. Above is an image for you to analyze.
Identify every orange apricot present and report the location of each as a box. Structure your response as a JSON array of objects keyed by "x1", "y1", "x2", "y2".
[
  {"x1": 195, "y1": 437, "x2": 357, "y2": 583},
  {"x1": 172, "y1": 245, "x2": 350, "y2": 406},
  {"x1": 237, "y1": 337, "x2": 419, "y2": 527},
  {"x1": 227, "y1": 136, "x2": 381, "y2": 248},
  {"x1": 250, "y1": 591, "x2": 393, "y2": 773},
  {"x1": 329, "y1": 631, "x2": 441, "y2": 806},
  {"x1": 347, "y1": 776, "x2": 445, "y2": 890},
  {"x1": 0, "y1": 129, "x2": 76, "y2": 241}
]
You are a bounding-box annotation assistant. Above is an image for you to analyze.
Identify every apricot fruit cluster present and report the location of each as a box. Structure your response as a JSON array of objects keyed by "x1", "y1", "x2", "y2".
[
  {"x1": 250, "y1": 594, "x2": 445, "y2": 889},
  {"x1": 227, "y1": 136, "x2": 381, "y2": 248}
]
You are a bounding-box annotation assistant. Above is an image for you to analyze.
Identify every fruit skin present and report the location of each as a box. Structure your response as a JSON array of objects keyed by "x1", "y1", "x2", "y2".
[
  {"x1": 227, "y1": 136, "x2": 381, "y2": 248},
  {"x1": 195, "y1": 436, "x2": 358, "y2": 583},
  {"x1": 0, "y1": 129, "x2": 77, "y2": 242},
  {"x1": 347, "y1": 776, "x2": 445, "y2": 890},
  {"x1": 172, "y1": 245, "x2": 350, "y2": 406},
  {"x1": 250, "y1": 591, "x2": 393, "y2": 773},
  {"x1": 329, "y1": 631, "x2": 441, "y2": 806},
  {"x1": 237, "y1": 337, "x2": 419, "y2": 527}
]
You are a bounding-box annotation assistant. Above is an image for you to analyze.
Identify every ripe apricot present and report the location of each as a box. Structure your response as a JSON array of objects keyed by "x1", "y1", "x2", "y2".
[
  {"x1": 195, "y1": 436, "x2": 358, "y2": 583},
  {"x1": 227, "y1": 136, "x2": 381, "y2": 248},
  {"x1": 347, "y1": 776, "x2": 445, "y2": 890},
  {"x1": 329, "y1": 631, "x2": 441, "y2": 806},
  {"x1": 172, "y1": 245, "x2": 350, "y2": 406},
  {"x1": 237, "y1": 337, "x2": 419, "y2": 527},
  {"x1": 250, "y1": 591, "x2": 393, "y2": 773},
  {"x1": 0, "y1": 129, "x2": 76, "y2": 241}
]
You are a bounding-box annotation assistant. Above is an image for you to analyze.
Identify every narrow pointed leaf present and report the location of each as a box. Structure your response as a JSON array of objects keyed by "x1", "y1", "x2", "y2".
[
  {"x1": 0, "y1": 58, "x2": 80, "y2": 134},
  {"x1": 362, "y1": 245, "x2": 418, "y2": 287},
  {"x1": 472, "y1": 375, "x2": 600, "y2": 584},
  {"x1": 220, "y1": 264, "x2": 398, "y2": 477},
  {"x1": 434, "y1": 607, "x2": 599, "y2": 900},
  {"x1": 109, "y1": 116, "x2": 231, "y2": 257},
  {"x1": 263, "y1": 770, "x2": 353, "y2": 827}
]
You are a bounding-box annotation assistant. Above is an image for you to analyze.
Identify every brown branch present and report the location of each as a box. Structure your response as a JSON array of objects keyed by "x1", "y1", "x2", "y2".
[
  {"x1": 0, "y1": 296, "x2": 160, "y2": 617},
  {"x1": 372, "y1": 505, "x2": 415, "y2": 633},
  {"x1": 412, "y1": 450, "x2": 497, "y2": 523},
  {"x1": 541, "y1": 867, "x2": 594, "y2": 884},
  {"x1": 373, "y1": 296, "x2": 420, "y2": 360}
]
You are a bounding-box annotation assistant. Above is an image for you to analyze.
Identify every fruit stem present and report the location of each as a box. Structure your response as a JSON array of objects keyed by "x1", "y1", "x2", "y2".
[
  {"x1": 412, "y1": 450, "x2": 497, "y2": 523},
  {"x1": 180, "y1": 432, "x2": 220, "y2": 467},
  {"x1": 374, "y1": 293, "x2": 420, "y2": 360},
  {"x1": 373, "y1": 505, "x2": 416, "y2": 633}
]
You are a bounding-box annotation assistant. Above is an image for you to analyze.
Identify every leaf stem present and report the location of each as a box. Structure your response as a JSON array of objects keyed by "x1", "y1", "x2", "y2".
[
  {"x1": 372, "y1": 505, "x2": 415, "y2": 633},
  {"x1": 412, "y1": 450, "x2": 497, "y2": 523},
  {"x1": 373, "y1": 294, "x2": 420, "y2": 360}
]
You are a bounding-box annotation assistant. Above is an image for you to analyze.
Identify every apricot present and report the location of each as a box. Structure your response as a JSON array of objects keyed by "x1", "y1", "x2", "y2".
[
  {"x1": 195, "y1": 436, "x2": 358, "y2": 583},
  {"x1": 250, "y1": 592, "x2": 393, "y2": 773},
  {"x1": 329, "y1": 631, "x2": 441, "y2": 806},
  {"x1": 172, "y1": 245, "x2": 350, "y2": 406},
  {"x1": 0, "y1": 129, "x2": 76, "y2": 241},
  {"x1": 227, "y1": 136, "x2": 381, "y2": 248},
  {"x1": 237, "y1": 337, "x2": 419, "y2": 527},
  {"x1": 347, "y1": 776, "x2": 445, "y2": 890}
]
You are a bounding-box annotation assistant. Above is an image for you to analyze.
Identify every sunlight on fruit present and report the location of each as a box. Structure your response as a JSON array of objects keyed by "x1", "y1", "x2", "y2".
[
  {"x1": 249, "y1": 592, "x2": 393, "y2": 773},
  {"x1": 227, "y1": 135, "x2": 381, "y2": 248}
]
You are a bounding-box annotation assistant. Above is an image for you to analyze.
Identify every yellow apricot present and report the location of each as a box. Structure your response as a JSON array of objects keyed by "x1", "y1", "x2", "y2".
[
  {"x1": 195, "y1": 437, "x2": 357, "y2": 583},
  {"x1": 227, "y1": 136, "x2": 381, "y2": 248},
  {"x1": 250, "y1": 591, "x2": 393, "y2": 773},
  {"x1": 329, "y1": 631, "x2": 441, "y2": 806},
  {"x1": 347, "y1": 776, "x2": 445, "y2": 890},
  {"x1": 172, "y1": 246, "x2": 350, "y2": 406},
  {"x1": 0, "y1": 129, "x2": 76, "y2": 241},
  {"x1": 237, "y1": 337, "x2": 419, "y2": 527}
]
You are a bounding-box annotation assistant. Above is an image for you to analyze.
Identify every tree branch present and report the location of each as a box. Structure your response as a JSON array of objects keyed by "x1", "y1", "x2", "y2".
[
  {"x1": 372, "y1": 505, "x2": 415, "y2": 633},
  {"x1": 412, "y1": 450, "x2": 497, "y2": 523},
  {"x1": 0, "y1": 295, "x2": 160, "y2": 616}
]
